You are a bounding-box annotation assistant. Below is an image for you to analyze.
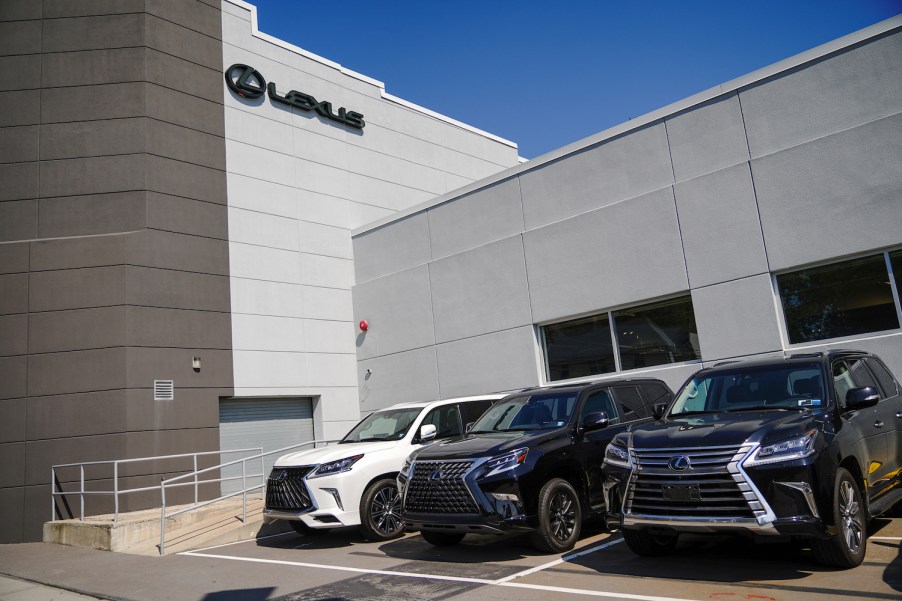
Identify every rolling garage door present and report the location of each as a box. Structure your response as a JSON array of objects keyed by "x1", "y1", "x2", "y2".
[{"x1": 219, "y1": 398, "x2": 314, "y2": 495}]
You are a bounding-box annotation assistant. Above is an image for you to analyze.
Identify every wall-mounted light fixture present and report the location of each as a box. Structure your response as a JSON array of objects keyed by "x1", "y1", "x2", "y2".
[
  {"x1": 359, "y1": 320, "x2": 369, "y2": 332},
  {"x1": 192, "y1": 357, "x2": 202, "y2": 373},
  {"x1": 364, "y1": 368, "x2": 372, "y2": 380}
]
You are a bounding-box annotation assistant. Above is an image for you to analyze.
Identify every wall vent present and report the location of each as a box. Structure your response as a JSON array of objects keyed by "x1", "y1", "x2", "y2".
[{"x1": 154, "y1": 380, "x2": 174, "y2": 401}]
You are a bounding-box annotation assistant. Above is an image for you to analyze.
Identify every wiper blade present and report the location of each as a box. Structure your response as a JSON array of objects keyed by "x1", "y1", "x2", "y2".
[
  {"x1": 724, "y1": 406, "x2": 793, "y2": 412},
  {"x1": 498, "y1": 426, "x2": 540, "y2": 432}
]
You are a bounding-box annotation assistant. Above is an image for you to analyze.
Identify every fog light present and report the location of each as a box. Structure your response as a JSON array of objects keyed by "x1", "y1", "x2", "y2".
[{"x1": 490, "y1": 492, "x2": 519, "y2": 502}]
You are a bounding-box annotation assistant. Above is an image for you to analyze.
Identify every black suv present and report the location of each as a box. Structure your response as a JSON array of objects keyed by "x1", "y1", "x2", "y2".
[
  {"x1": 397, "y1": 378, "x2": 674, "y2": 552},
  {"x1": 603, "y1": 350, "x2": 902, "y2": 568}
]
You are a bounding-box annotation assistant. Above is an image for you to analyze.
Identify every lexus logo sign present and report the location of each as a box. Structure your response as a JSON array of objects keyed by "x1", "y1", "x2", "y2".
[
  {"x1": 224, "y1": 63, "x2": 365, "y2": 130},
  {"x1": 225, "y1": 63, "x2": 266, "y2": 99}
]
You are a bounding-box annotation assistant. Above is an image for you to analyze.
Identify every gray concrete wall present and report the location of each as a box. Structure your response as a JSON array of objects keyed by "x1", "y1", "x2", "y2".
[
  {"x1": 351, "y1": 22, "x2": 902, "y2": 408},
  {"x1": 0, "y1": 0, "x2": 233, "y2": 543}
]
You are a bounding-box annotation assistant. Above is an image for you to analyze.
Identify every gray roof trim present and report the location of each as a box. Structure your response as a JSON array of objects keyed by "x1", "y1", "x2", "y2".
[{"x1": 353, "y1": 14, "x2": 902, "y2": 238}]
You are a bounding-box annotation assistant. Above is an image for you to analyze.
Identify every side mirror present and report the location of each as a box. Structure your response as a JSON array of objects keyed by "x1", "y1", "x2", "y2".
[
  {"x1": 465, "y1": 422, "x2": 475, "y2": 433},
  {"x1": 652, "y1": 402, "x2": 668, "y2": 420},
  {"x1": 419, "y1": 424, "x2": 437, "y2": 443},
  {"x1": 582, "y1": 411, "x2": 609, "y2": 432},
  {"x1": 845, "y1": 386, "x2": 879, "y2": 409}
]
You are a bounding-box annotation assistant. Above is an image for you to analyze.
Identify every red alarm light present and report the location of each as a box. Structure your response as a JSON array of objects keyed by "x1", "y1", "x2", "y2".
[{"x1": 359, "y1": 320, "x2": 369, "y2": 332}]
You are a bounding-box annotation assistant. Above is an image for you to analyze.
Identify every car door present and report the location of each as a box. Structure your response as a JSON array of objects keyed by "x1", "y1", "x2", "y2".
[
  {"x1": 574, "y1": 387, "x2": 624, "y2": 509},
  {"x1": 833, "y1": 358, "x2": 889, "y2": 496},
  {"x1": 864, "y1": 357, "x2": 902, "y2": 498}
]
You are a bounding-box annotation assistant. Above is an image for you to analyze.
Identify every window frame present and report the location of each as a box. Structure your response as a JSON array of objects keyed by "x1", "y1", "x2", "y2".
[
  {"x1": 773, "y1": 249, "x2": 902, "y2": 349},
  {"x1": 538, "y1": 294, "x2": 702, "y2": 384}
]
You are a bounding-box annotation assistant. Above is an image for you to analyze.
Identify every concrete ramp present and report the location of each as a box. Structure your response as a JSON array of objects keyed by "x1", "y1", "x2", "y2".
[{"x1": 43, "y1": 497, "x2": 292, "y2": 556}]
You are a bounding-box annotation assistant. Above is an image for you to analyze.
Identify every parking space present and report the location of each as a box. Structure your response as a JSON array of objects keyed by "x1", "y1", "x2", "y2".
[
  {"x1": 0, "y1": 519, "x2": 899, "y2": 600},
  {"x1": 172, "y1": 518, "x2": 902, "y2": 601}
]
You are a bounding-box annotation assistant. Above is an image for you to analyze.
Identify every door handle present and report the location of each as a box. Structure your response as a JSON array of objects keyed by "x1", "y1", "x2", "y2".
[
  {"x1": 874, "y1": 420, "x2": 884, "y2": 428},
  {"x1": 896, "y1": 412, "x2": 902, "y2": 419}
]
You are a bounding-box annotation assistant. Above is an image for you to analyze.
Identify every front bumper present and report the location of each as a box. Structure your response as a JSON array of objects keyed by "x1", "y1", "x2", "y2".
[
  {"x1": 603, "y1": 445, "x2": 828, "y2": 538},
  {"x1": 263, "y1": 469, "x2": 362, "y2": 528},
  {"x1": 398, "y1": 458, "x2": 532, "y2": 534}
]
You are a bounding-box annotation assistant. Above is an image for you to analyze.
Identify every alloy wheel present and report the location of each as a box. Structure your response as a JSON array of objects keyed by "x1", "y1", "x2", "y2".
[
  {"x1": 839, "y1": 480, "x2": 863, "y2": 554},
  {"x1": 371, "y1": 485, "x2": 403, "y2": 535},
  {"x1": 549, "y1": 490, "x2": 576, "y2": 542}
]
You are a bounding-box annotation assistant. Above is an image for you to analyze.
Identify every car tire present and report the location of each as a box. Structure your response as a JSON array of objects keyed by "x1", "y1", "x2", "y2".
[
  {"x1": 358, "y1": 478, "x2": 405, "y2": 541},
  {"x1": 529, "y1": 478, "x2": 582, "y2": 553},
  {"x1": 621, "y1": 528, "x2": 678, "y2": 556},
  {"x1": 290, "y1": 520, "x2": 330, "y2": 536},
  {"x1": 421, "y1": 531, "x2": 465, "y2": 546},
  {"x1": 811, "y1": 467, "x2": 867, "y2": 568}
]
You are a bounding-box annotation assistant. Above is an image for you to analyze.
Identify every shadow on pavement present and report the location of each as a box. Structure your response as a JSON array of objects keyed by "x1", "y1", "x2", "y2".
[{"x1": 202, "y1": 587, "x2": 275, "y2": 601}]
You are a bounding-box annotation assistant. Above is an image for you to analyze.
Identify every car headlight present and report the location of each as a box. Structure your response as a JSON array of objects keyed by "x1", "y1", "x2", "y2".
[
  {"x1": 484, "y1": 448, "x2": 527, "y2": 477},
  {"x1": 604, "y1": 443, "x2": 632, "y2": 468},
  {"x1": 309, "y1": 454, "x2": 364, "y2": 478},
  {"x1": 744, "y1": 430, "x2": 817, "y2": 466}
]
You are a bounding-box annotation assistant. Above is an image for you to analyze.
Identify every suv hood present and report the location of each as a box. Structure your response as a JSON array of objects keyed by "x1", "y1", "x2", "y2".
[
  {"x1": 413, "y1": 429, "x2": 564, "y2": 461},
  {"x1": 273, "y1": 440, "x2": 397, "y2": 467},
  {"x1": 628, "y1": 410, "x2": 824, "y2": 449}
]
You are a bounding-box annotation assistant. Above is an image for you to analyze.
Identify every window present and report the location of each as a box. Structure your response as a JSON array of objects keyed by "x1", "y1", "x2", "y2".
[
  {"x1": 541, "y1": 295, "x2": 700, "y2": 381},
  {"x1": 777, "y1": 254, "x2": 900, "y2": 344},
  {"x1": 612, "y1": 386, "x2": 648, "y2": 420},
  {"x1": 543, "y1": 314, "x2": 615, "y2": 381},
  {"x1": 421, "y1": 405, "x2": 463, "y2": 439},
  {"x1": 581, "y1": 390, "x2": 619, "y2": 424},
  {"x1": 866, "y1": 357, "x2": 899, "y2": 398},
  {"x1": 614, "y1": 297, "x2": 700, "y2": 370},
  {"x1": 460, "y1": 399, "x2": 494, "y2": 430}
]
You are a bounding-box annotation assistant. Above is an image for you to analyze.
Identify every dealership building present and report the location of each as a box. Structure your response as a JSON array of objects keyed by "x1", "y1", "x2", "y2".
[{"x1": 0, "y1": 0, "x2": 900, "y2": 543}]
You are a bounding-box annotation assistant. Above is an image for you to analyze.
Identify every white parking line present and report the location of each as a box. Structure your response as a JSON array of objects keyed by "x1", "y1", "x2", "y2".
[
  {"x1": 493, "y1": 538, "x2": 624, "y2": 583},
  {"x1": 871, "y1": 536, "x2": 902, "y2": 541},
  {"x1": 180, "y1": 537, "x2": 707, "y2": 601},
  {"x1": 499, "y1": 581, "x2": 704, "y2": 601},
  {"x1": 179, "y1": 551, "x2": 497, "y2": 585}
]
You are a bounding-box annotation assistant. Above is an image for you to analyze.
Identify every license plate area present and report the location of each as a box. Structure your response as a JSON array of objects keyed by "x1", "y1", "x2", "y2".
[{"x1": 662, "y1": 484, "x2": 701, "y2": 502}]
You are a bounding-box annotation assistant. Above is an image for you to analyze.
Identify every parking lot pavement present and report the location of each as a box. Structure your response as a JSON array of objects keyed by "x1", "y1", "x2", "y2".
[{"x1": 0, "y1": 519, "x2": 899, "y2": 601}]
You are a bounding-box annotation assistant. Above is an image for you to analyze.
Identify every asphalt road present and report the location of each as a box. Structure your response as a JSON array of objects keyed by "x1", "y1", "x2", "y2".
[{"x1": 0, "y1": 518, "x2": 899, "y2": 601}]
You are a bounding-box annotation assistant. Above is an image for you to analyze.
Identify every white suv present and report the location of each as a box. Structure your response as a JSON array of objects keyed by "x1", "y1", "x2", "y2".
[{"x1": 263, "y1": 395, "x2": 503, "y2": 540}]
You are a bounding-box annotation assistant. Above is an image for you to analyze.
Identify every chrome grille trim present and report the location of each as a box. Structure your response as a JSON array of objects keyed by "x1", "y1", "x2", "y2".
[
  {"x1": 265, "y1": 466, "x2": 316, "y2": 513},
  {"x1": 402, "y1": 459, "x2": 480, "y2": 514},
  {"x1": 624, "y1": 444, "x2": 776, "y2": 525}
]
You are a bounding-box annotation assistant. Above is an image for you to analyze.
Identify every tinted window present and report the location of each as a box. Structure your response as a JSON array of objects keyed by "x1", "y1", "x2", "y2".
[
  {"x1": 832, "y1": 361, "x2": 855, "y2": 409},
  {"x1": 777, "y1": 255, "x2": 898, "y2": 344},
  {"x1": 581, "y1": 389, "x2": 619, "y2": 424},
  {"x1": 614, "y1": 297, "x2": 701, "y2": 370},
  {"x1": 471, "y1": 393, "x2": 577, "y2": 433},
  {"x1": 543, "y1": 314, "x2": 615, "y2": 381},
  {"x1": 641, "y1": 382, "x2": 672, "y2": 405},
  {"x1": 460, "y1": 400, "x2": 493, "y2": 428},
  {"x1": 671, "y1": 363, "x2": 825, "y2": 415},
  {"x1": 866, "y1": 358, "x2": 899, "y2": 398},
  {"x1": 421, "y1": 404, "x2": 463, "y2": 439},
  {"x1": 613, "y1": 386, "x2": 648, "y2": 420},
  {"x1": 847, "y1": 358, "x2": 881, "y2": 398}
]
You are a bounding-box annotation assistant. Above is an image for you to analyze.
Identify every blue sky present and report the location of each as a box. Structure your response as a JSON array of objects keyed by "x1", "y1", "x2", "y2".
[{"x1": 248, "y1": 0, "x2": 901, "y2": 159}]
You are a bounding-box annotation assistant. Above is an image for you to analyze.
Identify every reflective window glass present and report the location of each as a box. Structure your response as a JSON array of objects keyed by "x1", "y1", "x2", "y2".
[
  {"x1": 777, "y1": 255, "x2": 898, "y2": 344},
  {"x1": 543, "y1": 314, "x2": 615, "y2": 381},
  {"x1": 614, "y1": 297, "x2": 700, "y2": 370}
]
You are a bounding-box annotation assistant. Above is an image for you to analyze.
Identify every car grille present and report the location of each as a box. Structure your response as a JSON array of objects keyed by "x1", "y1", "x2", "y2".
[
  {"x1": 403, "y1": 461, "x2": 478, "y2": 514},
  {"x1": 626, "y1": 446, "x2": 761, "y2": 519},
  {"x1": 265, "y1": 466, "x2": 315, "y2": 512}
]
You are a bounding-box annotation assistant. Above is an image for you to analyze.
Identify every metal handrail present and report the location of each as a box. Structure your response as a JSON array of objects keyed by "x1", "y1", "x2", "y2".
[
  {"x1": 158, "y1": 439, "x2": 338, "y2": 554},
  {"x1": 50, "y1": 448, "x2": 262, "y2": 524}
]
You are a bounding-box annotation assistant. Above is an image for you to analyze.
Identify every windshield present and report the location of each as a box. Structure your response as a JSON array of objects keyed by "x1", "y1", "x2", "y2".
[
  {"x1": 341, "y1": 408, "x2": 421, "y2": 443},
  {"x1": 470, "y1": 392, "x2": 577, "y2": 433},
  {"x1": 670, "y1": 363, "x2": 826, "y2": 416}
]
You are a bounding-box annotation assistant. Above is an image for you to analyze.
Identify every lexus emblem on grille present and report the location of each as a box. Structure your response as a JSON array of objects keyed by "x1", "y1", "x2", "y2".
[
  {"x1": 668, "y1": 455, "x2": 691, "y2": 471},
  {"x1": 276, "y1": 470, "x2": 289, "y2": 481},
  {"x1": 429, "y1": 469, "x2": 443, "y2": 481}
]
